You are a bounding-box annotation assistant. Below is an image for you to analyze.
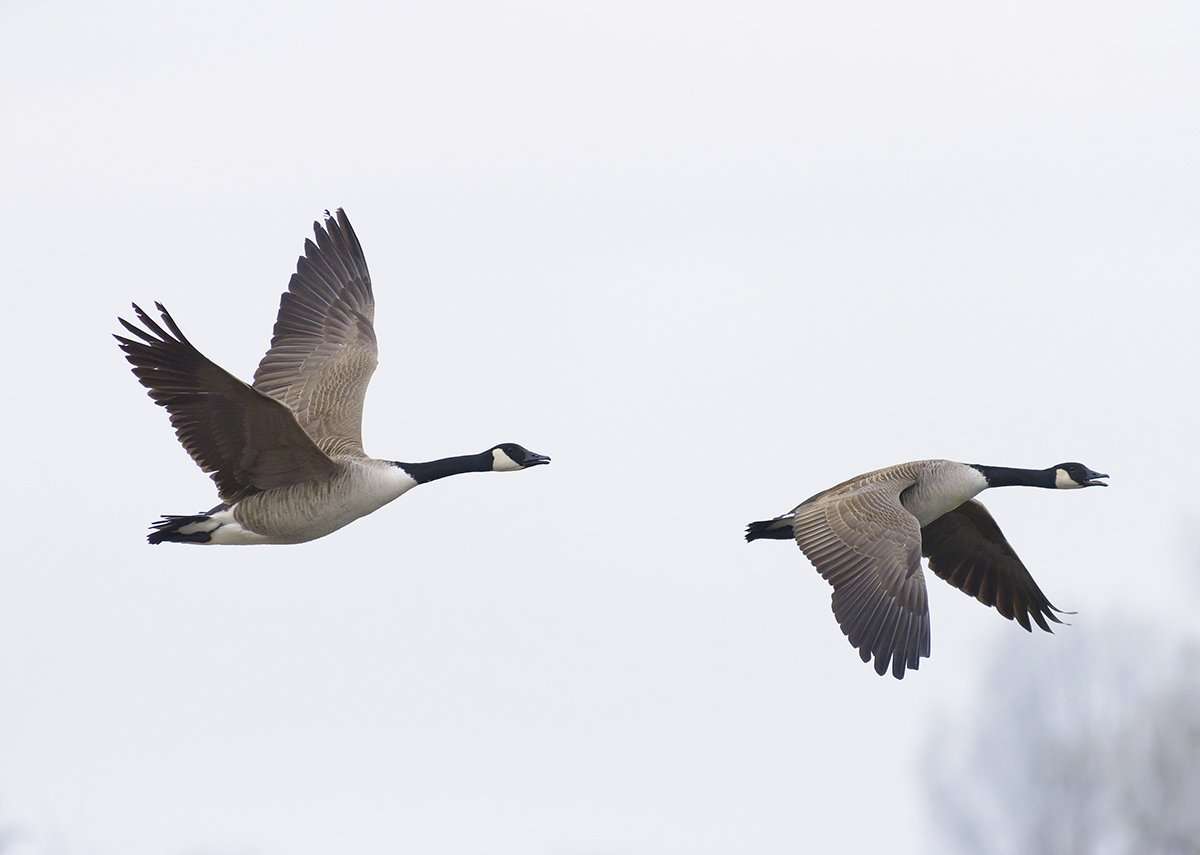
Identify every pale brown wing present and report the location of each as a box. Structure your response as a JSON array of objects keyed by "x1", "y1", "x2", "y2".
[
  {"x1": 252, "y1": 209, "x2": 376, "y2": 457},
  {"x1": 920, "y1": 499, "x2": 1070, "y2": 632},
  {"x1": 115, "y1": 302, "x2": 339, "y2": 503},
  {"x1": 792, "y1": 479, "x2": 931, "y2": 679}
]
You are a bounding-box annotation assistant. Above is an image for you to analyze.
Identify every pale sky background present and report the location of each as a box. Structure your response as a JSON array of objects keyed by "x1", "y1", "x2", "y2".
[{"x1": 2, "y1": 2, "x2": 1198, "y2": 853}]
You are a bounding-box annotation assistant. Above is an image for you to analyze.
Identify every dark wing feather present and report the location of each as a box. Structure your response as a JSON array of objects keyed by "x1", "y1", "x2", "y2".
[
  {"x1": 792, "y1": 479, "x2": 931, "y2": 679},
  {"x1": 252, "y1": 209, "x2": 377, "y2": 457},
  {"x1": 920, "y1": 499, "x2": 1070, "y2": 632},
  {"x1": 115, "y1": 302, "x2": 339, "y2": 503}
]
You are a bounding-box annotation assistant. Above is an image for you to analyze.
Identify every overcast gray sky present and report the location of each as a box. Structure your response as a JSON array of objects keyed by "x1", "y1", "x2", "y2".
[{"x1": 2, "y1": 1, "x2": 1198, "y2": 853}]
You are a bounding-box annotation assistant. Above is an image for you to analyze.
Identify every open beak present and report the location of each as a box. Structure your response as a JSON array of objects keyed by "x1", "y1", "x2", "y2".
[
  {"x1": 1085, "y1": 471, "x2": 1109, "y2": 487},
  {"x1": 525, "y1": 452, "x2": 551, "y2": 467}
]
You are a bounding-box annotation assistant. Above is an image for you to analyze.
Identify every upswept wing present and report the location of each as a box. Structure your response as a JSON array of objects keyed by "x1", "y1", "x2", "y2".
[
  {"x1": 253, "y1": 209, "x2": 377, "y2": 457},
  {"x1": 115, "y1": 302, "x2": 338, "y2": 503}
]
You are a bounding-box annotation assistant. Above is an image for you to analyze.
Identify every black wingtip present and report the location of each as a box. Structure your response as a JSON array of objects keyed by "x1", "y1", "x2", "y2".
[
  {"x1": 1046, "y1": 604, "x2": 1075, "y2": 629},
  {"x1": 116, "y1": 313, "x2": 156, "y2": 344}
]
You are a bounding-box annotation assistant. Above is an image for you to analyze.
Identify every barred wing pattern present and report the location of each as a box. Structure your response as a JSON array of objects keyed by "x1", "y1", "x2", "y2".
[
  {"x1": 791, "y1": 478, "x2": 931, "y2": 679},
  {"x1": 253, "y1": 209, "x2": 377, "y2": 457}
]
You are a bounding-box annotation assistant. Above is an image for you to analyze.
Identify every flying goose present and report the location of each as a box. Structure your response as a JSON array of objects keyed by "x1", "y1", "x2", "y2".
[
  {"x1": 114, "y1": 209, "x2": 550, "y2": 545},
  {"x1": 746, "y1": 460, "x2": 1107, "y2": 678}
]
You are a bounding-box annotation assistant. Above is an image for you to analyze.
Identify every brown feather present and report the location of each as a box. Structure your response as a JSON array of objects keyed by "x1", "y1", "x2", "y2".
[
  {"x1": 115, "y1": 303, "x2": 339, "y2": 503},
  {"x1": 252, "y1": 208, "x2": 377, "y2": 457},
  {"x1": 789, "y1": 464, "x2": 932, "y2": 680},
  {"x1": 920, "y1": 499, "x2": 1069, "y2": 634}
]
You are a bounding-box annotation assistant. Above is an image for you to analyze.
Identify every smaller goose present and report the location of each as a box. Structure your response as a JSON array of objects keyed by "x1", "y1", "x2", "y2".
[
  {"x1": 746, "y1": 460, "x2": 1108, "y2": 678},
  {"x1": 114, "y1": 209, "x2": 550, "y2": 545}
]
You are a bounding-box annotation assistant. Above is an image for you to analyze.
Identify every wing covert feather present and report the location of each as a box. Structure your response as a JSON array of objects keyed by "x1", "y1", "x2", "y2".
[
  {"x1": 791, "y1": 476, "x2": 931, "y2": 679},
  {"x1": 252, "y1": 209, "x2": 377, "y2": 457}
]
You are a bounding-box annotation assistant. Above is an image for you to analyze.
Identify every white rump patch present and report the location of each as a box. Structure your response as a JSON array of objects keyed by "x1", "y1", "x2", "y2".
[
  {"x1": 208, "y1": 508, "x2": 272, "y2": 545},
  {"x1": 178, "y1": 518, "x2": 222, "y2": 535}
]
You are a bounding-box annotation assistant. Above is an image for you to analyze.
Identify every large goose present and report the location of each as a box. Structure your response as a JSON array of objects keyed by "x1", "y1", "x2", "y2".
[
  {"x1": 115, "y1": 209, "x2": 550, "y2": 545},
  {"x1": 746, "y1": 460, "x2": 1107, "y2": 678}
]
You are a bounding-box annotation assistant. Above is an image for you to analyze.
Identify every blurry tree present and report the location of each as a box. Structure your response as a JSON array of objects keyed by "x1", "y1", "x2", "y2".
[{"x1": 926, "y1": 620, "x2": 1200, "y2": 855}]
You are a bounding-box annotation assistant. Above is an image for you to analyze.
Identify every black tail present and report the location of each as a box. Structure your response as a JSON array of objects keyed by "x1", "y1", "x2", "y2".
[
  {"x1": 745, "y1": 518, "x2": 794, "y2": 542},
  {"x1": 146, "y1": 504, "x2": 226, "y2": 545}
]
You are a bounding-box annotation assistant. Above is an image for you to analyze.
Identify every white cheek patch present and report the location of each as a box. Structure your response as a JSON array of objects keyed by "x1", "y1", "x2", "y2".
[
  {"x1": 1055, "y1": 468, "x2": 1081, "y2": 489},
  {"x1": 492, "y1": 448, "x2": 523, "y2": 472}
]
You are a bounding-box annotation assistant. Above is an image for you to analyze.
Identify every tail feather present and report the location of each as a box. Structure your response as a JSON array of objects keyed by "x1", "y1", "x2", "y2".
[
  {"x1": 745, "y1": 516, "x2": 795, "y2": 542},
  {"x1": 146, "y1": 504, "x2": 227, "y2": 545}
]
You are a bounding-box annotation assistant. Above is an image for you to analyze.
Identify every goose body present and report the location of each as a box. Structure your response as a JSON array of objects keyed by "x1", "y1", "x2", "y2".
[
  {"x1": 746, "y1": 459, "x2": 1107, "y2": 679},
  {"x1": 115, "y1": 209, "x2": 549, "y2": 545},
  {"x1": 190, "y1": 460, "x2": 417, "y2": 545}
]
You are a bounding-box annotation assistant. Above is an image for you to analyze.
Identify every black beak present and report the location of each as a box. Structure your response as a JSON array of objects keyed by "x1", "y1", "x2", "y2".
[
  {"x1": 525, "y1": 453, "x2": 551, "y2": 467},
  {"x1": 1085, "y1": 471, "x2": 1109, "y2": 486}
]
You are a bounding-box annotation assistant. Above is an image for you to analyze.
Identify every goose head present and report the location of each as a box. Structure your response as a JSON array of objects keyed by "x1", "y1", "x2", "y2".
[
  {"x1": 490, "y1": 443, "x2": 552, "y2": 472},
  {"x1": 1052, "y1": 462, "x2": 1109, "y2": 488}
]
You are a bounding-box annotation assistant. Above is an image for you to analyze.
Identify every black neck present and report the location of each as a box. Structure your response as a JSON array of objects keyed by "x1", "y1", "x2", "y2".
[
  {"x1": 395, "y1": 452, "x2": 490, "y2": 484},
  {"x1": 971, "y1": 464, "x2": 1055, "y2": 489}
]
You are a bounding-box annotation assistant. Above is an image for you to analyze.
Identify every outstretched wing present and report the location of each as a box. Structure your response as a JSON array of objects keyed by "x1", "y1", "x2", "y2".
[
  {"x1": 920, "y1": 499, "x2": 1069, "y2": 632},
  {"x1": 115, "y1": 302, "x2": 339, "y2": 503},
  {"x1": 252, "y1": 209, "x2": 377, "y2": 457},
  {"x1": 791, "y1": 479, "x2": 931, "y2": 679}
]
